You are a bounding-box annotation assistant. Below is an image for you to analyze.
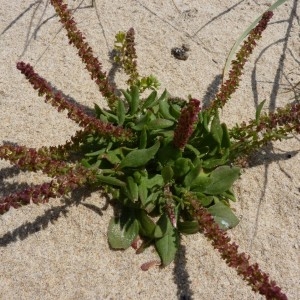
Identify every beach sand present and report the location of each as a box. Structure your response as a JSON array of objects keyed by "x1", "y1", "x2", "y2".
[{"x1": 0, "y1": 1, "x2": 299, "y2": 299}]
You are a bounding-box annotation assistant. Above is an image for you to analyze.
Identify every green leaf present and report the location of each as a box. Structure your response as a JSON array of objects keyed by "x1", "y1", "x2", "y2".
[
  {"x1": 157, "y1": 89, "x2": 168, "y2": 102},
  {"x1": 114, "y1": 31, "x2": 126, "y2": 44},
  {"x1": 96, "y1": 175, "x2": 125, "y2": 187},
  {"x1": 146, "y1": 174, "x2": 164, "y2": 189},
  {"x1": 159, "y1": 99, "x2": 175, "y2": 120},
  {"x1": 94, "y1": 103, "x2": 103, "y2": 118},
  {"x1": 117, "y1": 99, "x2": 126, "y2": 125},
  {"x1": 190, "y1": 172, "x2": 212, "y2": 192},
  {"x1": 194, "y1": 193, "x2": 214, "y2": 207},
  {"x1": 223, "y1": 0, "x2": 287, "y2": 77},
  {"x1": 161, "y1": 165, "x2": 174, "y2": 183},
  {"x1": 141, "y1": 90, "x2": 158, "y2": 109},
  {"x1": 155, "y1": 217, "x2": 179, "y2": 266},
  {"x1": 108, "y1": 212, "x2": 139, "y2": 249},
  {"x1": 94, "y1": 104, "x2": 118, "y2": 123},
  {"x1": 81, "y1": 158, "x2": 91, "y2": 168},
  {"x1": 85, "y1": 148, "x2": 105, "y2": 157},
  {"x1": 204, "y1": 166, "x2": 240, "y2": 195},
  {"x1": 255, "y1": 99, "x2": 266, "y2": 123},
  {"x1": 185, "y1": 144, "x2": 201, "y2": 156},
  {"x1": 119, "y1": 141, "x2": 160, "y2": 169},
  {"x1": 222, "y1": 188, "x2": 237, "y2": 202},
  {"x1": 157, "y1": 142, "x2": 181, "y2": 165},
  {"x1": 139, "y1": 127, "x2": 147, "y2": 149},
  {"x1": 211, "y1": 113, "x2": 223, "y2": 145},
  {"x1": 202, "y1": 155, "x2": 229, "y2": 169},
  {"x1": 129, "y1": 85, "x2": 139, "y2": 115},
  {"x1": 184, "y1": 159, "x2": 202, "y2": 187},
  {"x1": 103, "y1": 150, "x2": 122, "y2": 165},
  {"x1": 169, "y1": 103, "x2": 181, "y2": 119},
  {"x1": 126, "y1": 176, "x2": 139, "y2": 201},
  {"x1": 132, "y1": 111, "x2": 152, "y2": 131},
  {"x1": 121, "y1": 89, "x2": 132, "y2": 107},
  {"x1": 143, "y1": 191, "x2": 161, "y2": 211},
  {"x1": 154, "y1": 213, "x2": 172, "y2": 238},
  {"x1": 221, "y1": 123, "x2": 231, "y2": 149},
  {"x1": 173, "y1": 158, "x2": 192, "y2": 178},
  {"x1": 207, "y1": 201, "x2": 239, "y2": 230},
  {"x1": 138, "y1": 178, "x2": 148, "y2": 205},
  {"x1": 137, "y1": 210, "x2": 156, "y2": 238},
  {"x1": 147, "y1": 119, "x2": 174, "y2": 130},
  {"x1": 178, "y1": 221, "x2": 199, "y2": 234}
]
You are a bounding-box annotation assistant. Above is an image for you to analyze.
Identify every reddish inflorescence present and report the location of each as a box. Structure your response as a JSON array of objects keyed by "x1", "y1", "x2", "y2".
[
  {"x1": 209, "y1": 11, "x2": 274, "y2": 111},
  {"x1": 173, "y1": 98, "x2": 201, "y2": 150},
  {"x1": 188, "y1": 195, "x2": 287, "y2": 300}
]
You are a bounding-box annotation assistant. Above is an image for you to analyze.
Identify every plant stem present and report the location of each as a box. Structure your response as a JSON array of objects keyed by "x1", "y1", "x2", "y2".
[
  {"x1": 50, "y1": 0, "x2": 118, "y2": 109},
  {"x1": 187, "y1": 194, "x2": 287, "y2": 300},
  {"x1": 16, "y1": 62, "x2": 133, "y2": 142},
  {"x1": 207, "y1": 11, "x2": 274, "y2": 112}
]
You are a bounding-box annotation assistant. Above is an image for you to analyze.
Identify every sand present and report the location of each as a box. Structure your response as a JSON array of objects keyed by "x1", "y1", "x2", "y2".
[{"x1": 0, "y1": 0, "x2": 299, "y2": 299}]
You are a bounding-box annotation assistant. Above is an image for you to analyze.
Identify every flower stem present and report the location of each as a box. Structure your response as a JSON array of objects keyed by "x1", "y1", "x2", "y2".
[
  {"x1": 16, "y1": 62, "x2": 133, "y2": 142},
  {"x1": 50, "y1": 0, "x2": 118, "y2": 109},
  {"x1": 207, "y1": 11, "x2": 273, "y2": 112},
  {"x1": 187, "y1": 194, "x2": 287, "y2": 300}
]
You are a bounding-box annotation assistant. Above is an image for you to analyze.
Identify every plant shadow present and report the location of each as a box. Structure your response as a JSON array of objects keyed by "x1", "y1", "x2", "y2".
[
  {"x1": 173, "y1": 240, "x2": 194, "y2": 300},
  {"x1": 0, "y1": 184, "x2": 109, "y2": 247}
]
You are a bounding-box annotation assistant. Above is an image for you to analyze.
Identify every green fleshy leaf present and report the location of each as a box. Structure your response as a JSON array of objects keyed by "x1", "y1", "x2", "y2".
[
  {"x1": 202, "y1": 154, "x2": 229, "y2": 169},
  {"x1": 155, "y1": 217, "x2": 179, "y2": 266},
  {"x1": 142, "y1": 191, "x2": 161, "y2": 211},
  {"x1": 117, "y1": 99, "x2": 126, "y2": 125},
  {"x1": 174, "y1": 158, "x2": 192, "y2": 178},
  {"x1": 137, "y1": 210, "x2": 156, "y2": 238},
  {"x1": 108, "y1": 212, "x2": 139, "y2": 249},
  {"x1": 138, "y1": 178, "x2": 148, "y2": 205},
  {"x1": 159, "y1": 99, "x2": 175, "y2": 120},
  {"x1": 129, "y1": 85, "x2": 139, "y2": 115},
  {"x1": 221, "y1": 123, "x2": 231, "y2": 149},
  {"x1": 161, "y1": 165, "x2": 174, "y2": 183},
  {"x1": 190, "y1": 171, "x2": 211, "y2": 192},
  {"x1": 178, "y1": 221, "x2": 199, "y2": 234},
  {"x1": 194, "y1": 193, "x2": 214, "y2": 207},
  {"x1": 119, "y1": 141, "x2": 160, "y2": 169},
  {"x1": 141, "y1": 90, "x2": 158, "y2": 109},
  {"x1": 154, "y1": 213, "x2": 173, "y2": 238},
  {"x1": 102, "y1": 149, "x2": 122, "y2": 165},
  {"x1": 184, "y1": 159, "x2": 202, "y2": 187},
  {"x1": 139, "y1": 127, "x2": 148, "y2": 149},
  {"x1": 169, "y1": 103, "x2": 181, "y2": 119},
  {"x1": 255, "y1": 100, "x2": 266, "y2": 123},
  {"x1": 145, "y1": 174, "x2": 164, "y2": 189},
  {"x1": 211, "y1": 113, "x2": 223, "y2": 145},
  {"x1": 126, "y1": 176, "x2": 139, "y2": 201},
  {"x1": 147, "y1": 119, "x2": 174, "y2": 130},
  {"x1": 204, "y1": 166, "x2": 240, "y2": 195},
  {"x1": 207, "y1": 201, "x2": 239, "y2": 230},
  {"x1": 121, "y1": 89, "x2": 132, "y2": 106},
  {"x1": 157, "y1": 142, "x2": 181, "y2": 165},
  {"x1": 85, "y1": 148, "x2": 105, "y2": 157},
  {"x1": 96, "y1": 175, "x2": 125, "y2": 187},
  {"x1": 132, "y1": 111, "x2": 152, "y2": 131}
]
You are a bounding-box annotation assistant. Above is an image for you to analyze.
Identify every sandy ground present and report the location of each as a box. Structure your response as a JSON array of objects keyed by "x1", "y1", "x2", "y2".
[{"x1": 0, "y1": 0, "x2": 299, "y2": 299}]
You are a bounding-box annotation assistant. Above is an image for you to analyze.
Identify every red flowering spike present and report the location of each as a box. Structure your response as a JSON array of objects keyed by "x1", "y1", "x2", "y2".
[{"x1": 173, "y1": 98, "x2": 201, "y2": 150}]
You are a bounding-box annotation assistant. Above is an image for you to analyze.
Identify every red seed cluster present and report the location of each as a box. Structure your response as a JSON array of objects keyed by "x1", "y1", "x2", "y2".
[
  {"x1": 173, "y1": 98, "x2": 201, "y2": 150},
  {"x1": 188, "y1": 194, "x2": 287, "y2": 300},
  {"x1": 50, "y1": 0, "x2": 118, "y2": 108},
  {"x1": 16, "y1": 62, "x2": 133, "y2": 141},
  {"x1": 209, "y1": 11, "x2": 274, "y2": 111}
]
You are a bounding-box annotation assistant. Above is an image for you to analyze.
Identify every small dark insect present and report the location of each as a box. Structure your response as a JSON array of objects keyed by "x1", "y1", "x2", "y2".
[{"x1": 171, "y1": 43, "x2": 190, "y2": 60}]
